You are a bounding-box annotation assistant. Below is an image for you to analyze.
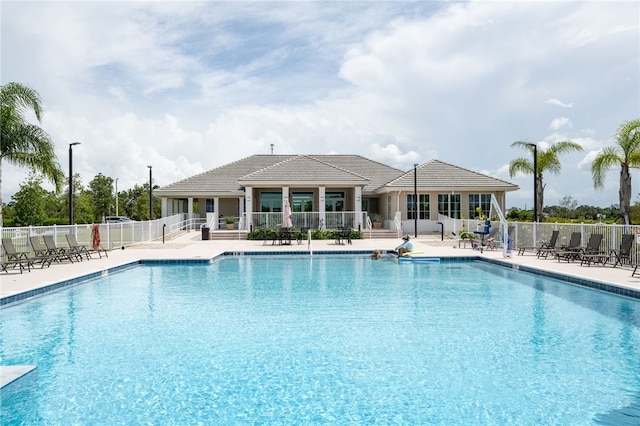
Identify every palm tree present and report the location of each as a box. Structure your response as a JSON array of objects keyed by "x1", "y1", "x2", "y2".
[
  {"x1": 509, "y1": 140, "x2": 584, "y2": 222},
  {"x1": 591, "y1": 118, "x2": 640, "y2": 225},
  {"x1": 0, "y1": 82, "x2": 64, "y2": 225}
]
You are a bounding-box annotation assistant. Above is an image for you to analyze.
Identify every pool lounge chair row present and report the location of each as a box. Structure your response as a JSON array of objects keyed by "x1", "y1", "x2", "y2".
[
  {"x1": 517, "y1": 232, "x2": 638, "y2": 274},
  {"x1": 2, "y1": 235, "x2": 108, "y2": 274}
]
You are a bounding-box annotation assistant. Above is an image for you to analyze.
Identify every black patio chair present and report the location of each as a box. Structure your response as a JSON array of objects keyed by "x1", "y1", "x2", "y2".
[
  {"x1": 610, "y1": 234, "x2": 634, "y2": 268},
  {"x1": 581, "y1": 234, "x2": 633, "y2": 267},
  {"x1": 559, "y1": 233, "x2": 602, "y2": 263},
  {"x1": 517, "y1": 230, "x2": 559, "y2": 256},
  {"x1": 336, "y1": 227, "x2": 352, "y2": 245},
  {"x1": 539, "y1": 232, "x2": 580, "y2": 260}
]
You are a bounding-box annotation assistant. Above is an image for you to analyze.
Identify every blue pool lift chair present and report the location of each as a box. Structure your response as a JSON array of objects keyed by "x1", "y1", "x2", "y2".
[{"x1": 473, "y1": 219, "x2": 491, "y2": 253}]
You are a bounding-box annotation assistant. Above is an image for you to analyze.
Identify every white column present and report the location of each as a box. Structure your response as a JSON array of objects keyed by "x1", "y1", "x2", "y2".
[
  {"x1": 319, "y1": 186, "x2": 326, "y2": 229},
  {"x1": 161, "y1": 197, "x2": 168, "y2": 217},
  {"x1": 239, "y1": 197, "x2": 245, "y2": 230},
  {"x1": 206, "y1": 197, "x2": 219, "y2": 229},
  {"x1": 245, "y1": 187, "x2": 253, "y2": 230},
  {"x1": 354, "y1": 186, "x2": 362, "y2": 229},
  {"x1": 214, "y1": 197, "x2": 220, "y2": 229},
  {"x1": 282, "y1": 186, "x2": 289, "y2": 205},
  {"x1": 187, "y1": 197, "x2": 194, "y2": 218}
]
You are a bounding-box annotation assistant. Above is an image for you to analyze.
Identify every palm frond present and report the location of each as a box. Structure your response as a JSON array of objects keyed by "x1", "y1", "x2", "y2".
[{"x1": 591, "y1": 147, "x2": 621, "y2": 188}]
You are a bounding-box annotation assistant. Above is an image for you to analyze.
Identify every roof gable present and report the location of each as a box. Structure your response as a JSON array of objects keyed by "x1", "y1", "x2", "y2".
[
  {"x1": 238, "y1": 155, "x2": 370, "y2": 185},
  {"x1": 155, "y1": 156, "x2": 518, "y2": 197},
  {"x1": 384, "y1": 159, "x2": 518, "y2": 191}
]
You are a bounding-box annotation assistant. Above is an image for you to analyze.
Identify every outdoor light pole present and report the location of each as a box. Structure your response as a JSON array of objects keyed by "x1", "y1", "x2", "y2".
[
  {"x1": 68, "y1": 142, "x2": 81, "y2": 225},
  {"x1": 527, "y1": 143, "x2": 538, "y2": 223},
  {"x1": 115, "y1": 178, "x2": 119, "y2": 216},
  {"x1": 414, "y1": 163, "x2": 418, "y2": 238},
  {"x1": 148, "y1": 166, "x2": 153, "y2": 220}
]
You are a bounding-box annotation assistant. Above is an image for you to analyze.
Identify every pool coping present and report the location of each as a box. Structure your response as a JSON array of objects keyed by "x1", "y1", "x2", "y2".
[{"x1": 0, "y1": 365, "x2": 37, "y2": 389}]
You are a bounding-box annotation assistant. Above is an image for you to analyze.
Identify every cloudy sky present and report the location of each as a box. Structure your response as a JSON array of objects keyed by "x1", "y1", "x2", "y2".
[{"x1": 2, "y1": 1, "x2": 639, "y2": 209}]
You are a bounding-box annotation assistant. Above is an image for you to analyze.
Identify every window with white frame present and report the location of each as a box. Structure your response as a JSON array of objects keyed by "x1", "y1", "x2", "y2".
[
  {"x1": 407, "y1": 194, "x2": 429, "y2": 219},
  {"x1": 468, "y1": 194, "x2": 491, "y2": 218},
  {"x1": 325, "y1": 192, "x2": 345, "y2": 212},
  {"x1": 437, "y1": 193, "x2": 460, "y2": 219},
  {"x1": 260, "y1": 192, "x2": 282, "y2": 213}
]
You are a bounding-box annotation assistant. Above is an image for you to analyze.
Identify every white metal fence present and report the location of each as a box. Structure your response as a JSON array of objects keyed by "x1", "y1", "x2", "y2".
[
  {"x1": 1, "y1": 214, "x2": 199, "y2": 254},
  {"x1": 4, "y1": 214, "x2": 640, "y2": 266},
  {"x1": 437, "y1": 215, "x2": 640, "y2": 265}
]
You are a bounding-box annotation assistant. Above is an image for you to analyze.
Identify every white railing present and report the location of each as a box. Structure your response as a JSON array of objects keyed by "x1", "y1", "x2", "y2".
[
  {"x1": 1, "y1": 214, "x2": 189, "y2": 253},
  {"x1": 249, "y1": 211, "x2": 367, "y2": 231},
  {"x1": 435, "y1": 217, "x2": 640, "y2": 264}
]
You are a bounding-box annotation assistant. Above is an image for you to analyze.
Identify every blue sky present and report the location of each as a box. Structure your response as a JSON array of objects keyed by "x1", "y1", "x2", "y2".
[{"x1": 2, "y1": 1, "x2": 639, "y2": 208}]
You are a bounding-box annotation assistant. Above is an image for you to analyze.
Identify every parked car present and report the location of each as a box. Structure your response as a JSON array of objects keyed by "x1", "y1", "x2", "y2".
[{"x1": 104, "y1": 216, "x2": 133, "y2": 223}]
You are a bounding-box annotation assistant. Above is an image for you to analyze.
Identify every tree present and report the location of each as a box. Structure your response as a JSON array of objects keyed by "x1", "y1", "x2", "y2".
[
  {"x1": 89, "y1": 173, "x2": 114, "y2": 221},
  {"x1": 11, "y1": 173, "x2": 48, "y2": 226},
  {"x1": 64, "y1": 173, "x2": 95, "y2": 224},
  {"x1": 559, "y1": 195, "x2": 578, "y2": 218},
  {"x1": 120, "y1": 183, "x2": 160, "y2": 220},
  {"x1": 1, "y1": 82, "x2": 64, "y2": 225},
  {"x1": 591, "y1": 118, "x2": 640, "y2": 225},
  {"x1": 509, "y1": 140, "x2": 584, "y2": 222}
]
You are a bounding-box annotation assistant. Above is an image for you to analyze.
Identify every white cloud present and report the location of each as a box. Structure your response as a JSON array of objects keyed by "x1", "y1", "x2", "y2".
[
  {"x1": 1, "y1": 1, "x2": 638, "y2": 210},
  {"x1": 545, "y1": 98, "x2": 575, "y2": 108},
  {"x1": 549, "y1": 117, "x2": 572, "y2": 131}
]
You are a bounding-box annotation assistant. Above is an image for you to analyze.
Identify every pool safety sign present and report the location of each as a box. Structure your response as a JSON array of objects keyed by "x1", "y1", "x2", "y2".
[{"x1": 636, "y1": 227, "x2": 640, "y2": 244}]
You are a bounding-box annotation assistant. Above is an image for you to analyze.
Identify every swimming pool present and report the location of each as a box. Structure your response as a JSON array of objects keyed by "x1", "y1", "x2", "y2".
[{"x1": 1, "y1": 255, "x2": 639, "y2": 424}]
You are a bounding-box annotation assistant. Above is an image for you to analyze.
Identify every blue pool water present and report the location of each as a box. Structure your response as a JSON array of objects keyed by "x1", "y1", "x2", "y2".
[{"x1": 1, "y1": 256, "x2": 639, "y2": 425}]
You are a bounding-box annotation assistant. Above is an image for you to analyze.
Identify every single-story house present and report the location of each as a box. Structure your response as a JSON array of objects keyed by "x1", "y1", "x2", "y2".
[{"x1": 154, "y1": 154, "x2": 519, "y2": 233}]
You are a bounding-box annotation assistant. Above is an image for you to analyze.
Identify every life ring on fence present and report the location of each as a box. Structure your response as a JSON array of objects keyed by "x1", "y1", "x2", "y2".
[{"x1": 92, "y1": 224, "x2": 101, "y2": 250}]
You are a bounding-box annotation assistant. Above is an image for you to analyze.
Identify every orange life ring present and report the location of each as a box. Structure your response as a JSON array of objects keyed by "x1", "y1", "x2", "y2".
[{"x1": 92, "y1": 224, "x2": 101, "y2": 250}]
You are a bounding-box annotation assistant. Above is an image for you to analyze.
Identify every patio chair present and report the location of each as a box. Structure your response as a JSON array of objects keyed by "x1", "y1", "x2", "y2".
[
  {"x1": 296, "y1": 227, "x2": 310, "y2": 245},
  {"x1": 274, "y1": 227, "x2": 292, "y2": 245},
  {"x1": 3, "y1": 237, "x2": 52, "y2": 271},
  {"x1": 558, "y1": 233, "x2": 602, "y2": 263},
  {"x1": 259, "y1": 227, "x2": 277, "y2": 246},
  {"x1": 336, "y1": 227, "x2": 352, "y2": 245},
  {"x1": 539, "y1": 232, "x2": 580, "y2": 260},
  {"x1": 517, "y1": 230, "x2": 559, "y2": 256},
  {"x1": 66, "y1": 233, "x2": 108, "y2": 259},
  {"x1": 580, "y1": 234, "x2": 633, "y2": 267},
  {"x1": 610, "y1": 234, "x2": 634, "y2": 268},
  {"x1": 2, "y1": 238, "x2": 32, "y2": 273},
  {"x1": 29, "y1": 236, "x2": 50, "y2": 258},
  {"x1": 43, "y1": 234, "x2": 79, "y2": 263}
]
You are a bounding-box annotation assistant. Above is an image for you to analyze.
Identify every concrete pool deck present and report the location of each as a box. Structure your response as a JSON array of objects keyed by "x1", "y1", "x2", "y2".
[{"x1": 2, "y1": 230, "x2": 640, "y2": 301}]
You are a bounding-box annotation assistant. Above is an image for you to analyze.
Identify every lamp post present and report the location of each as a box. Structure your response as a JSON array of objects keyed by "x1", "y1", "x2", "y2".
[
  {"x1": 115, "y1": 178, "x2": 119, "y2": 216},
  {"x1": 68, "y1": 142, "x2": 81, "y2": 225},
  {"x1": 414, "y1": 163, "x2": 418, "y2": 238},
  {"x1": 148, "y1": 166, "x2": 153, "y2": 220},
  {"x1": 527, "y1": 143, "x2": 538, "y2": 223}
]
